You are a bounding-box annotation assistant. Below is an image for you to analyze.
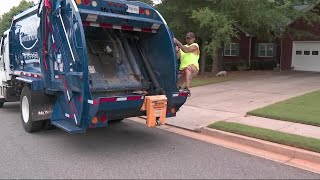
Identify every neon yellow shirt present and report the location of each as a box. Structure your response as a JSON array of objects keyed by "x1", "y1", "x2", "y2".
[{"x1": 179, "y1": 43, "x2": 200, "y2": 70}]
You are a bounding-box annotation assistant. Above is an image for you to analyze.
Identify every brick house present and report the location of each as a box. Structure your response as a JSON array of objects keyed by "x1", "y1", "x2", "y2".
[{"x1": 222, "y1": 2, "x2": 320, "y2": 72}]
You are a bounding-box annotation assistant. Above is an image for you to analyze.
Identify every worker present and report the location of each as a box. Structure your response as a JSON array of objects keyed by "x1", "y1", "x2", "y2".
[{"x1": 174, "y1": 32, "x2": 200, "y2": 97}]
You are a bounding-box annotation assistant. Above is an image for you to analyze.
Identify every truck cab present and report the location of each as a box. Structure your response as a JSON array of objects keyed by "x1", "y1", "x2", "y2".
[
  {"x1": 0, "y1": 30, "x2": 11, "y2": 83},
  {"x1": 0, "y1": 30, "x2": 14, "y2": 107}
]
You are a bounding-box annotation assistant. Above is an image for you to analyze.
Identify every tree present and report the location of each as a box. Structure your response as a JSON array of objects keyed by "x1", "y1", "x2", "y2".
[
  {"x1": 157, "y1": 0, "x2": 320, "y2": 73},
  {"x1": 0, "y1": 0, "x2": 34, "y2": 35},
  {"x1": 192, "y1": 0, "x2": 320, "y2": 72},
  {"x1": 156, "y1": 0, "x2": 217, "y2": 73},
  {"x1": 191, "y1": 5, "x2": 236, "y2": 72}
]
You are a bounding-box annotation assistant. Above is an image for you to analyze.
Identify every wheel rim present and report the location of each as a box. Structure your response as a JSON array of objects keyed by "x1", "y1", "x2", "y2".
[{"x1": 22, "y1": 96, "x2": 29, "y2": 123}]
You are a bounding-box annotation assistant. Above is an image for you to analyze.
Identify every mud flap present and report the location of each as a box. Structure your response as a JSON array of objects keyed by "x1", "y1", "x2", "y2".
[{"x1": 30, "y1": 91, "x2": 54, "y2": 121}]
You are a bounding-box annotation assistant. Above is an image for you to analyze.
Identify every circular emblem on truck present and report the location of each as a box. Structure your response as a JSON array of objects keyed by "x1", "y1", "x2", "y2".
[{"x1": 19, "y1": 15, "x2": 41, "y2": 50}]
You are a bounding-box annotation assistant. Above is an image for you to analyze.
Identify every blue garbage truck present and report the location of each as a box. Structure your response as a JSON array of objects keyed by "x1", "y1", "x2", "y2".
[{"x1": 0, "y1": 0, "x2": 188, "y2": 134}]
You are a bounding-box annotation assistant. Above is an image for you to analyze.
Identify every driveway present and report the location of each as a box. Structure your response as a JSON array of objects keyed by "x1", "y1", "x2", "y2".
[{"x1": 167, "y1": 71, "x2": 320, "y2": 130}]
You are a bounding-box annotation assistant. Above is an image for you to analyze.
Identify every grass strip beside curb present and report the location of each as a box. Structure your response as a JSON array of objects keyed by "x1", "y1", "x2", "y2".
[
  {"x1": 209, "y1": 121, "x2": 320, "y2": 153},
  {"x1": 247, "y1": 90, "x2": 320, "y2": 127}
]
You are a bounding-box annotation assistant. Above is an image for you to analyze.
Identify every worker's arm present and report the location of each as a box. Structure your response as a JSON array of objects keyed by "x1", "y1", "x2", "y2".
[{"x1": 174, "y1": 38, "x2": 198, "y2": 53}]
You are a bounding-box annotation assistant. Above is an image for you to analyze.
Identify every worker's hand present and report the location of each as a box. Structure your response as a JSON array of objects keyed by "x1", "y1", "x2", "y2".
[{"x1": 175, "y1": 45, "x2": 180, "y2": 53}]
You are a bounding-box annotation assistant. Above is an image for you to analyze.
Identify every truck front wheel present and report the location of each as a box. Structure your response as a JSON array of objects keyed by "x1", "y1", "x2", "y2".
[
  {"x1": 20, "y1": 86, "x2": 43, "y2": 132},
  {"x1": 0, "y1": 102, "x2": 3, "y2": 108}
]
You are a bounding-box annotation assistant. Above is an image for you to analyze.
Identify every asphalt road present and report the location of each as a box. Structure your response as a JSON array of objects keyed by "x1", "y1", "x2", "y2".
[{"x1": 0, "y1": 102, "x2": 319, "y2": 179}]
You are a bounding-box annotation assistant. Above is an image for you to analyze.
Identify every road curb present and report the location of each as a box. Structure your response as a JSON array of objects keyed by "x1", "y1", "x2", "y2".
[
  {"x1": 132, "y1": 117, "x2": 320, "y2": 173},
  {"x1": 200, "y1": 127, "x2": 320, "y2": 166}
]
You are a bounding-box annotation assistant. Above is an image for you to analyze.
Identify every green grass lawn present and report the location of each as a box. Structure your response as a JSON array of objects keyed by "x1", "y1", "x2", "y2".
[
  {"x1": 209, "y1": 121, "x2": 320, "y2": 153},
  {"x1": 247, "y1": 90, "x2": 320, "y2": 127},
  {"x1": 190, "y1": 75, "x2": 232, "y2": 87}
]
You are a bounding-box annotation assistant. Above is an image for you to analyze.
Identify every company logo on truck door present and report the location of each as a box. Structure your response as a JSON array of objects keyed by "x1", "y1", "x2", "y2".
[{"x1": 18, "y1": 15, "x2": 41, "y2": 50}]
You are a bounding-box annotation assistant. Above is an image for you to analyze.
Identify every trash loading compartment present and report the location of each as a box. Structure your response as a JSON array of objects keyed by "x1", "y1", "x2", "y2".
[
  {"x1": 85, "y1": 27, "x2": 150, "y2": 94},
  {"x1": 82, "y1": 14, "x2": 179, "y2": 101}
]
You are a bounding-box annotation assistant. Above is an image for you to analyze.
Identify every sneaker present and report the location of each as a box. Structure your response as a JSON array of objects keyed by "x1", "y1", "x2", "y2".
[
  {"x1": 178, "y1": 86, "x2": 184, "y2": 92},
  {"x1": 184, "y1": 88, "x2": 191, "y2": 97}
]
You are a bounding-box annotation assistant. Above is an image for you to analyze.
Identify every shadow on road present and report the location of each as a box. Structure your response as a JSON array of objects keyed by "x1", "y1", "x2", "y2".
[
  {"x1": 32, "y1": 120, "x2": 172, "y2": 155},
  {"x1": 1, "y1": 102, "x2": 177, "y2": 154},
  {"x1": 1, "y1": 102, "x2": 20, "y2": 113}
]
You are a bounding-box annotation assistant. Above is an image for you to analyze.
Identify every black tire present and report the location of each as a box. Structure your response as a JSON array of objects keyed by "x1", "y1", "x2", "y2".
[
  {"x1": 20, "y1": 85, "x2": 43, "y2": 133},
  {"x1": 0, "y1": 102, "x2": 3, "y2": 108}
]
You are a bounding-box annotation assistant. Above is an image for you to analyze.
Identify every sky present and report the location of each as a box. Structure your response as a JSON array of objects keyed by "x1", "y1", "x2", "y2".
[
  {"x1": 0, "y1": 0, "x2": 39, "y2": 16},
  {"x1": 0, "y1": 0, "x2": 162, "y2": 16}
]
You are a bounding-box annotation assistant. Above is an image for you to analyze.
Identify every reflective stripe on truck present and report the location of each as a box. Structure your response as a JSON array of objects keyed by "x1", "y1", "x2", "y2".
[
  {"x1": 13, "y1": 71, "x2": 42, "y2": 79},
  {"x1": 88, "y1": 96, "x2": 145, "y2": 106},
  {"x1": 82, "y1": 21, "x2": 157, "y2": 33}
]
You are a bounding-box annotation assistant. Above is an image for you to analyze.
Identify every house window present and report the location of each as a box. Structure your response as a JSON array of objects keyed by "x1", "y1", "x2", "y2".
[
  {"x1": 224, "y1": 43, "x2": 239, "y2": 56},
  {"x1": 304, "y1": 51, "x2": 310, "y2": 55},
  {"x1": 296, "y1": 51, "x2": 303, "y2": 55},
  {"x1": 312, "y1": 51, "x2": 319, "y2": 55},
  {"x1": 258, "y1": 43, "x2": 274, "y2": 57}
]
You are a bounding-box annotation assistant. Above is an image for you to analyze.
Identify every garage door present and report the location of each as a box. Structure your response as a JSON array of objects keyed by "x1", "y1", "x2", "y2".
[{"x1": 292, "y1": 41, "x2": 320, "y2": 72}]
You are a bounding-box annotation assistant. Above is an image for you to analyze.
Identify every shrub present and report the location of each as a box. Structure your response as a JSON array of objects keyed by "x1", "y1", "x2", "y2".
[
  {"x1": 250, "y1": 60, "x2": 260, "y2": 70},
  {"x1": 263, "y1": 59, "x2": 278, "y2": 70},
  {"x1": 249, "y1": 59, "x2": 277, "y2": 70},
  {"x1": 237, "y1": 61, "x2": 249, "y2": 71},
  {"x1": 223, "y1": 62, "x2": 233, "y2": 71}
]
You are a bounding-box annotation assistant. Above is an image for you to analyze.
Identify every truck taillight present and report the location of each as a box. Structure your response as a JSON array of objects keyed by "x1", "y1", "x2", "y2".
[
  {"x1": 145, "y1": 9, "x2": 150, "y2": 16},
  {"x1": 179, "y1": 92, "x2": 188, "y2": 97},
  {"x1": 75, "y1": 0, "x2": 82, "y2": 5},
  {"x1": 139, "y1": 8, "x2": 145, "y2": 15},
  {"x1": 139, "y1": 8, "x2": 150, "y2": 16},
  {"x1": 92, "y1": 117, "x2": 98, "y2": 124},
  {"x1": 100, "y1": 115, "x2": 107, "y2": 123},
  {"x1": 170, "y1": 107, "x2": 176, "y2": 114},
  {"x1": 83, "y1": 0, "x2": 90, "y2": 6}
]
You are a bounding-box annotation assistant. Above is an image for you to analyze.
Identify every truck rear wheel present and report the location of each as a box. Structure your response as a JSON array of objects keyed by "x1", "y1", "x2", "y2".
[{"x1": 20, "y1": 86, "x2": 43, "y2": 132}]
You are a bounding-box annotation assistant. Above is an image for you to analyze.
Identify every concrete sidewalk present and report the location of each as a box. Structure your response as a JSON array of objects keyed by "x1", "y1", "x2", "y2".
[{"x1": 166, "y1": 71, "x2": 320, "y2": 140}]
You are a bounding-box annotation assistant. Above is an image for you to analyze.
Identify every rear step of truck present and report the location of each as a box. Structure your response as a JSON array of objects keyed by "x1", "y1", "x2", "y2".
[
  {"x1": 50, "y1": 94, "x2": 168, "y2": 134},
  {"x1": 51, "y1": 120, "x2": 85, "y2": 134}
]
